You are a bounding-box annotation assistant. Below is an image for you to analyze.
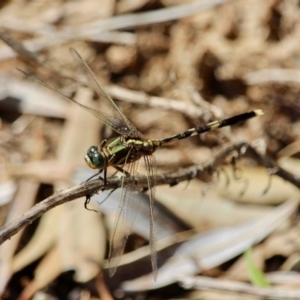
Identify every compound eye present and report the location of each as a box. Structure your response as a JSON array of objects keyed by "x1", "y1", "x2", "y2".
[{"x1": 85, "y1": 146, "x2": 105, "y2": 169}]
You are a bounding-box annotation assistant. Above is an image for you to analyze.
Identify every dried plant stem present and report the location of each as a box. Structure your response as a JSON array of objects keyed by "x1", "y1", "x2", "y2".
[
  {"x1": 179, "y1": 275, "x2": 300, "y2": 299},
  {"x1": 0, "y1": 0, "x2": 230, "y2": 61},
  {"x1": 0, "y1": 142, "x2": 299, "y2": 245}
]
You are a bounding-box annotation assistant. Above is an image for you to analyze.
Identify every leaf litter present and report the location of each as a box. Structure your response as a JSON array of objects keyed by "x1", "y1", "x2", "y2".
[{"x1": 0, "y1": 0, "x2": 300, "y2": 299}]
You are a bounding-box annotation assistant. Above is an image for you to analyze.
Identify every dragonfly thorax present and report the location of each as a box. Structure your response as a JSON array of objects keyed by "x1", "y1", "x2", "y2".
[
  {"x1": 85, "y1": 145, "x2": 105, "y2": 169},
  {"x1": 85, "y1": 137, "x2": 163, "y2": 170}
]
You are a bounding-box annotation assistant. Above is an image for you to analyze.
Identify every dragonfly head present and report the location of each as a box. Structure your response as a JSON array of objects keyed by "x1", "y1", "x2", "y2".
[{"x1": 85, "y1": 146, "x2": 105, "y2": 169}]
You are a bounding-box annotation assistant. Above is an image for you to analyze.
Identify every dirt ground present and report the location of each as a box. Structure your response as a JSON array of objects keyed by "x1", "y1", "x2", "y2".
[{"x1": 0, "y1": 0, "x2": 300, "y2": 299}]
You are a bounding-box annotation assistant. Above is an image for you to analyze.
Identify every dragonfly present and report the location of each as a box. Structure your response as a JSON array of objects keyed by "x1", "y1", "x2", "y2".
[{"x1": 18, "y1": 48, "x2": 264, "y2": 279}]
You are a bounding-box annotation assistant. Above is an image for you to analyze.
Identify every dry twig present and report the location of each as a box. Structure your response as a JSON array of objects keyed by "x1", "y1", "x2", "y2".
[{"x1": 0, "y1": 141, "x2": 299, "y2": 246}]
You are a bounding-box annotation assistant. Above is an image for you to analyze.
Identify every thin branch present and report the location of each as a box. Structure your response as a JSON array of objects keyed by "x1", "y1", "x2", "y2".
[
  {"x1": 0, "y1": 141, "x2": 299, "y2": 246},
  {"x1": 0, "y1": 30, "x2": 205, "y2": 119},
  {"x1": 0, "y1": 32, "x2": 204, "y2": 118},
  {"x1": 105, "y1": 85, "x2": 205, "y2": 118},
  {"x1": 246, "y1": 146, "x2": 300, "y2": 189}
]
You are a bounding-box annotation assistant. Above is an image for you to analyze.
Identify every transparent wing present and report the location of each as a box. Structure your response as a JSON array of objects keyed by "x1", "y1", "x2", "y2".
[
  {"x1": 143, "y1": 154, "x2": 158, "y2": 279},
  {"x1": 18, "y1": 68, "x2": 132, "y2": 137},
  {"x1": 70, "y1": 48, "x2": 141, "y2": 138},
  {"x1": 108, "y1": 155, "x2": 158, "y2": 278},
  {"x1": 108, "y1": 159, "x2": 141, "y2": 276}
]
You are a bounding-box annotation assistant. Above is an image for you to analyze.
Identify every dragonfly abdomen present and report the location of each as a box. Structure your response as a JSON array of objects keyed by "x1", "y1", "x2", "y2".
[{"x1": 160, "y1": 110, "x2": 264, "y2": 144}]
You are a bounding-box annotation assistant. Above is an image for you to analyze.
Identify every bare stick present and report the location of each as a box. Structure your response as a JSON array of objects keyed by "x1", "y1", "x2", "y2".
[{"x1": 1, "y1": 141, "x2": 299, "y2": 245}]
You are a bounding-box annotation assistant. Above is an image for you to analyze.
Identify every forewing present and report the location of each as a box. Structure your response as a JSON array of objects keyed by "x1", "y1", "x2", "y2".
[
  {"x1": 70, "y1": 48, "x2": 141, "y2": 138},
  {"x1": 17, "y1": 68, "x2": 129, "y2": 136}
]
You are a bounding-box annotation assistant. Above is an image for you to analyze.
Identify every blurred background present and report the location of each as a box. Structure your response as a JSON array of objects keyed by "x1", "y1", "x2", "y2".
[{"x1": 0, "y1": 0, "x2": 300, "y2": 299}]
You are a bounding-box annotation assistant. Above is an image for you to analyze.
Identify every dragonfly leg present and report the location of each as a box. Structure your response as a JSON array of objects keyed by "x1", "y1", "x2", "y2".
[
  {"x1": 85, "y1": 169, "x2": 104, "y2": 182},
  {"x1": 114, "y1": 165, "x2": 131, "y2": 177},
  {"x1": 84, "y1": 168, "x2": 108, "y2": 212},
  {"x1": 103, "y1": 167, "x2": 108, "y2": 185},
  {"x1": 99, "y1": 139, "x2": 107, "y2": 151}
]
